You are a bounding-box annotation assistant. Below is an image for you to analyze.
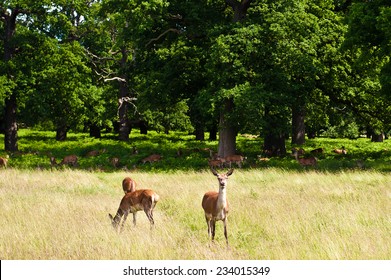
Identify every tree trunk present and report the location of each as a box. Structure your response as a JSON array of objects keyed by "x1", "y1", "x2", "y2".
[
  {"x1": 215, "y1": 1, "x2": 253, "y2": 156},
  {"x1": 371, "y1": 132, "x2": 384, "y2": 142},
  {"x1": 263, "y1": 132, "x2": 286, "y2": 157},
  {"x1": 291, "y1": 105, "x2": 306, "y2": 145},
  {"x1": 4, "y1": 93, "x2": 18, "y2": 151},
  {"x1": 209, "y1": 124, "x2": 217, "y2": 141},
  {"x1": 56, "y1": 125, "x2": 68, "y2": 141},
  {"x1": 118, "y1": 47, "x2": 131, "y2": 141},
  {"x1": 2, "y1": 9, "x2": 19, "y2": 152},
  {"x1": 217, "y1": 98, "x2": 237, "y2": 158},
  {"x1": 194, "y1": 125, "x2": 205, "y2": 141},
  {"x1": 139, "y1": 120, "x2": 148, "y2": 134},
  {"x1": 262, "y1": 106, "x2": 287, "y2": 157},
  {"x1": 89, "y1": 123, "x2": 101, "y2": 138}
]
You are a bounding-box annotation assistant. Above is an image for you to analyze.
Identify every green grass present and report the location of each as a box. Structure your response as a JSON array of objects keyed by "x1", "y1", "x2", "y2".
[
  {"x1": 0, "y1": 168, "x2": 389, "y2": 259},
  {"x1": 1, "y1": 128, "x2": 391, "y2": 172}
]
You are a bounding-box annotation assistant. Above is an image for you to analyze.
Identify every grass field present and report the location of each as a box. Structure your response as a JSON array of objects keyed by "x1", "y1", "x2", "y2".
[{"x1": 1, "y1": 168, "x2": 390, "y2": 260}]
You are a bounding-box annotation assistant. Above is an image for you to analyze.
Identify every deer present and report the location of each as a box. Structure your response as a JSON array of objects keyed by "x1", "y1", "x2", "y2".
[
  {"x1": 202, "y1": 168, "x2": 234, "y2": 246},
  {"x1": 310, "y1": 147, "x2": 324, "y2": 154},
  {"x1": 122, "y1": 177, "x2": 137, "y2": 194},
  {"x1": 60, "y1": 155, "x2": 78, "y2": 166},
  {"x1": 224, "y1": 155, "x2": 245, "y2": 168},
  {"x1": 0, "y1": 156, "x2": 8, "y2": 168},
  {"x1": 86, "y1": 149, "x2": 106, "y2": 157},
  {"x1": 333, "y1": 146, "x2": 347, "y2": 155},
  {"x1": 141, "y1": 154, "x2": 161, "y2": 164},
  {"x1": 108, "y1": 189, "x2": 160, "y2": 232},
  {"x1": 110, "y1": 157, "x2": 120, "y2": 168},
  {"x1": 208, "y1": 157, "x2": 225, "y2": 169},
  {"x1": 292, "y1": 148, "x2": 317, "y2": 167}
]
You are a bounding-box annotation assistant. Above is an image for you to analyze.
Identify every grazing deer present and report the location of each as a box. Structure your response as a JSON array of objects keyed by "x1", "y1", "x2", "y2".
[
  {"x1": 141, "y1": 154, "x2": 161, "y2": 164},
  {"x1": 333, "y1": 146, "x2": 347, "y2": 155},
  {"x1": 108, "y1": 189, "x2": 160, "y2": 232},
  {"x1": 60, "y1": 155, "x2": 78, "y2": 166},
  {"x1": 122, "y1": 177, "x2": 137, "y2": 194},
  {"x1": 0, "y1": 156, "x2": 8, "y2": 168},
  {"x1": 224, "y1": 155, "x2": 245, "y2": 168},
  {"x1": 202, "y1": 168, "x2": 234, "y2": 246},
  {"x1": 292, "y1": 149, "x2": 317, "y2": 167}
]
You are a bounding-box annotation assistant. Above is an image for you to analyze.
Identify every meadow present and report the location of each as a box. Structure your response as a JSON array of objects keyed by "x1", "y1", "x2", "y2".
[{"x1": 0, "y1": 129, "x2": 390, "y2": 259}]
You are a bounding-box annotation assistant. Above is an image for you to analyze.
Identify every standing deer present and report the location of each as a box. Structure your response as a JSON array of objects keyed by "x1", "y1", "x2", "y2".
[
  {"x1": 202, "y1": 168, "x2": 233, "y2": 246},
  {"x1": 122, "y1": 177, "x2": 137, "y2": 194},
  {"x1": 292, "y1": 149, "x2": 317, "y2": 167},
  {"x1": 108, "y1": 189, "x2": 160, "y2": 232},
  {"x1": 224, "y1": 155, "x2": 245, "y2": 168}
]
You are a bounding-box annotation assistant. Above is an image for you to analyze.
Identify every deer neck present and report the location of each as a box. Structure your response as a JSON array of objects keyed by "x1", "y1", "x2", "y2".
[{"x1": 217, "y1": 185, "x2": 227, "y2": 209}]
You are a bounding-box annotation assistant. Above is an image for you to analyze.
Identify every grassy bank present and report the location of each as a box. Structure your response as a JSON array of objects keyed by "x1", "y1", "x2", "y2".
[{"x1": 1, "y1": 168, "x2": 390, "y2": 260}]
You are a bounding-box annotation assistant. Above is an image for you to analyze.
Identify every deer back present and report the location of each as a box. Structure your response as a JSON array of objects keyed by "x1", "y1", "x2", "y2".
[{"x1": 120, "y1": 189, "x2": 159, "y2": 212}]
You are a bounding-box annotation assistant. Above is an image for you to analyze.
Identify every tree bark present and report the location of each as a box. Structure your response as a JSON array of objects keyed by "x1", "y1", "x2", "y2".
[
  {"x1": 291, "y1": 105, "x2": 306, "y2": 145},
  {"x1": 218, "y1": 98, "x2": 237, "y2": 158},
  {"x1": 4, "y1": 93, "x2": 18, "y2": 151},
  {"x1": 263, "y1": 106, "x2": 287, "y2": 157},
  {"x1": 89, "y1": 123, "x2": 101, "y2": 138},
  {"x1": 216, "y1": 1, "x2": 253, "y2": 157},
  {"x1": 2, "y1": 8, "x2": 20, "y2": 151},
  {"x1": 56, "y1": 125, "x2": 68, "y2": 141},
  {"x1": 371, "y1": 132, "x2": 384, "y2": 142},
  {"x1": 118, "y1": 48, "x2": 131, "y2": 141}
]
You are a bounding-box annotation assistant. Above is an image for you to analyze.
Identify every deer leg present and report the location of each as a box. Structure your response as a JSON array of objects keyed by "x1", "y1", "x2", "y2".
[
  {"x1": 211, "y1": 219, "x2": 216, "y2": 242},
  {"x1": 223, "y1": 218, "x2": 229, "y2": 246},
  {"x1": 132, "y1": 212, "x2": 137, "y2": 226},
  {"x1": 144, "y1": 208, "x2": 154, "y2": 228},
  {"x1": 205, "y1": 216, "x2": 211, "y2": 238},
  {"x1": 120, "y1": 211, "x2": 129, "y2": 232}
]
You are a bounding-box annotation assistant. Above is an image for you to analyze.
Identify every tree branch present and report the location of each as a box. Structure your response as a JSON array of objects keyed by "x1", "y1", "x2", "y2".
[{"x1": 145, "y1": 28, "x2": 181, "y2": 47}]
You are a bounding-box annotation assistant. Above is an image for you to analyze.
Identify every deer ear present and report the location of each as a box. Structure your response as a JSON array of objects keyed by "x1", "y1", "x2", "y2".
[
  {"x1": 226, "y1": 169, "x2": 234, "y2": 176},
  {"x1": 211, "y1": 168, "x2": 219, "y2": 176},
  {"x1": 108, "y1": 214, "x2": 114, "y2": 221}
]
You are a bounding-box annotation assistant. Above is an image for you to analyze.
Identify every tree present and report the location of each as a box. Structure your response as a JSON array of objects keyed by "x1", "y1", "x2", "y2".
[
  {"x1": 342, "y1": 0, "x2": 391, "y2": 141},
  {"x1": 85, "y1": 0, "x2": 169, "y2": 141}
]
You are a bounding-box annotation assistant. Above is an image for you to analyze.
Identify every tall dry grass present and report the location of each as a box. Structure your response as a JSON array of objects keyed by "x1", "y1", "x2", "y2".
[{"x1": 0, "y1": 168, "x2": 390, "y2": 260}]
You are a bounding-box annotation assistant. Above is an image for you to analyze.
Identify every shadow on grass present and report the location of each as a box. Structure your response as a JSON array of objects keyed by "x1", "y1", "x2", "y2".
[{"x1": 2, "y1": 129, "x2": 391, "y2": 173}]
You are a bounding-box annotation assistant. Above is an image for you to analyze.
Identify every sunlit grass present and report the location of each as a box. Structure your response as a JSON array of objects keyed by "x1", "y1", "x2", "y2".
[{"x1": 0, "y1": 168, "x2": 389, "y2": 260}]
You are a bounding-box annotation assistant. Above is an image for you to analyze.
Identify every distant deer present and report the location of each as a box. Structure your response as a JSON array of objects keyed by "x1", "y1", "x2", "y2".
[
  {"x1": 60, "y1": 155, "x2": 78, "y2": 166},
  {"x1": 110, "y1": 157, "x2": 120, "y2": 168},
  {"x1": 122, "y1": 177, "x2": 137, "y2": 194},
  {"x1": 86, "y1": 149, "x2": 106, "y2": 157},
  {"x1": 141, "y1": 154, "x2": 161, "y2": 164},
  {"x1": 208, "y1": 158, "x2": 225, "y2": 169},
  {"x1": 333, "y1": 146, "x2": 347, "y2": 155},
  {"x1": 224, "y1": 155, "x2": 245, "y2": 168},
  {"x1": 108, "y1": 189, "x2": 160, "y2": 232},
  {"x1": 292, "y1": 149, "x2": 317, "y2": 167},
  {"x1": 310, "y1": 148, "x2": 324, "y2": 154},
  {"x1": 202, "y1": 168, "x2": 234, "y2": 246},
  {"x1": 0, "y1": 156, "x2": 8, "y2": 168}
]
